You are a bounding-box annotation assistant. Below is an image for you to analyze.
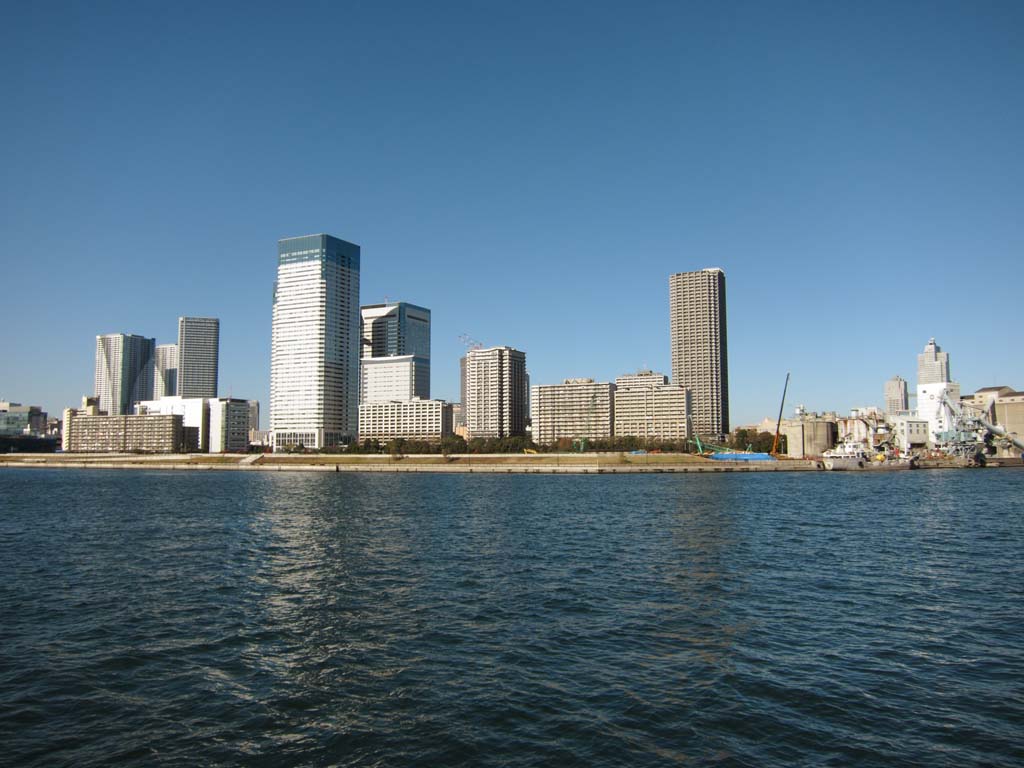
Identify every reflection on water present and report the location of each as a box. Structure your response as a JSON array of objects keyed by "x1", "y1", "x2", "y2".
[{"x1": 1, "y1": 468, "x2": 1022, "y2": 767}]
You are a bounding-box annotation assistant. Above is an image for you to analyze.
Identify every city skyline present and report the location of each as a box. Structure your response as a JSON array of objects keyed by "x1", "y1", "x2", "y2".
[{"x1": 3, "y1": 4, "x2": 1023, "y2": 425}]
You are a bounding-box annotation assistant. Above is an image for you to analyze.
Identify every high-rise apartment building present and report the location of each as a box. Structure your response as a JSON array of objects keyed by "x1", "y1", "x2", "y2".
[
  {"x1": 360, "y1": 302, "x2": 430, "y2": 399},
  {"x1": 530, "y1": 378, "x2": 614, "y2": 445},
  {"x1": 95, "y1": 333, "x2": 155, "y2": 416},
  {"x1": 669, "y1": 268, "x2": 729, "y2": 438},
  {"x1": 917, "y1": 338, "x2": 950, "y2": 385},
  {"x1": 613, "y1": 370, "x2": 690, "y2": 440},
  {"x1": 154, "y1": 344, "x2": 178, "y2": 399},
  {"x1": 464, "y1": 346, "x2": 527, "y2": 439},
  {"x1": 177, "y1": 317, "x2": 219, "y2": 398},
  {"x1": 884, "y1": 375, "x2": 909, "y2": 415},
  {"x1": 271, "y1": 234, "x2": 360, "y2": 450}
]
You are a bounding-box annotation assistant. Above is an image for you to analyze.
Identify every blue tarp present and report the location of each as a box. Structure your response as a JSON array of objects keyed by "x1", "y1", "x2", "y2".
[{"x1": 709, "y1": 452, "x2": 776, "y2": 461}]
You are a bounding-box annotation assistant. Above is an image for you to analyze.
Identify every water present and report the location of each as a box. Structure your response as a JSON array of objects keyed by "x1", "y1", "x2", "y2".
[{"x1": 1, "y1": 468, "x2": 1022, "y2": 767}]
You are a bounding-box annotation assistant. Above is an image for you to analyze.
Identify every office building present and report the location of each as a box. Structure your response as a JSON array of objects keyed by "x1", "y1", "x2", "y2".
[
  {"x1": 177, "y1": 317, "x2": 219, "y2": 398},
  {"x1": 613, "y1": 371, "x2": 690, "y2": 440},
  {"x1": 361, "y1": 355, "x2": 427, "y2": 403},
  {"x1": 154, "y1": 344, "x2": 178, "y2": 399},
  {"x1": 917, "y1": 338, "x2": 951, "y2": 385},
  {"x1": 464, "y1": 346, "x2": 527, "y2": 439},
  {"x1": 360, "y1": 302, "x2": 430, "y2": 400},
  {"x1": 358, "y1": 399, "x2": 453, "y2": 442},
  {"x1": 669, "y1": 268, "x2": 729, "y2": 438},
  {"x1": 884, "y1": 375, "x2": 908, "y2": 416},
  {"x1": 209, "y1": 398, "x2": 252, "y2": 453},
  {"x1": 271, "y1": 234, "x2": 360, "y2": 450},
  {"x1": 530, "y1": 378, "x2": 614, "y2": 445},
  {"x1": 95, "y1": 333, "x2": 155, "y2": 416}
]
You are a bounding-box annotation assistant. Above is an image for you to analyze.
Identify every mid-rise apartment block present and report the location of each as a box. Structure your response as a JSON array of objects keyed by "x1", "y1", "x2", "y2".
[
  {"x1": 271, "y1": 234, "x2": 360, "y2": 450},
  {"x1": 464, "y1": 346, "x2": 527, "y2": 439},
  {"x1": 62, "y1": 410, "x2": 185, "y2": 453},
  {"x1": 358, "y1": 399, "x2": 453, "y2": 442},
  {"x1": 613, "y1": 371, "x2": 690, "y2": 440},
  {"x1": 530, "y1": 378, "x2": 614, "y2": 445},
  {"x1": 669, "y1": 268, "x2": 729, "y2": 438},
  {"x1": 95, "y1": 333, "x2": 155, "y2": 416},
  {"x1": 177, "y1": 317, "x2": 219, "y2": 398}
]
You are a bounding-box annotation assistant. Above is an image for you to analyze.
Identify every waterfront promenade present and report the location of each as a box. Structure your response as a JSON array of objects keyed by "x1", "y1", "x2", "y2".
[{"x1": 3, "y1": 452, "x2": 1018, "y2": 474}]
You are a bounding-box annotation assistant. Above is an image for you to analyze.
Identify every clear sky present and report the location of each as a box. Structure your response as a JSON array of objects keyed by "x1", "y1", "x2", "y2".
[{"x1": 2, "y1": 2, "x2": 1022, "y2": 428}]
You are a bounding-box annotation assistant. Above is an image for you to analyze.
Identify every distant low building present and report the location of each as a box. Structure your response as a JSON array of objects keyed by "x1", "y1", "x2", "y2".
[
  {"x1": 0, "y1": 402, "x2": 48, "y2": 437},
  {"x1": 888, "y1": 414, "x2": 930, "y2": 455}
]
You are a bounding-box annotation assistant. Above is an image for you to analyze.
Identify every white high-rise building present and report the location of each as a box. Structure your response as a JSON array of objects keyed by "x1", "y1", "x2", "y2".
[
  {"x1": 95, "y1": 333, "x2": 155, "y2": 416},
  {"x1": 360, "y1": 302, "x2": 430, "y2": 400},
  {"x1": 154, "y1": 344, "x2": 178, "y2": 399},
  {"x1": 464, "y1": 346, "x2": 527, "y2": 439},
  {"x1": 613, "y1": 370, "x2": 690, "y2": 440},
  {"x1": 530, "y1": 378, "x2": 614, "y2": 445},
  {"x1": 918, "y1": 381, "x2": 961, "y2": 443},
  {"x1": 884, "y1": 375, "x2": 908, "y2": 416},
  {"x1": 670, "y1": 268, "x2": 729, "y2": 438},
  {"x1": 177, "y1": 317, "x2": 219, "y2": 398},
  {"x1": 271, "y1": 234, "x2": 360, "y2": 450},
  {"x1": 917, "y1": 338, "x2": 950, "y2": 385}
]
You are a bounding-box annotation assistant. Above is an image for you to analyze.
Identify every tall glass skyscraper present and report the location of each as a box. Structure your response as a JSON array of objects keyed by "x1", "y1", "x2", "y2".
[
  {"x1": 271, "y1": 234, "x2": 360, "y2": 450},
  {"x1": 94, "y1": 333, "x2": 155, "y2": 416},
  {"x1": 177, "y1": 317, "x2": 219, "y2": 398},
  {"x1": 669, "y1": 268, "x2": 729, "y2": 438}
]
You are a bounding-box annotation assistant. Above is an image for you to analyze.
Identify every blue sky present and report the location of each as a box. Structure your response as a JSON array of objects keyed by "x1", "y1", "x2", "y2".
[{"x1": 2, "y1": 1, "x2": 1022, "y2": 428}]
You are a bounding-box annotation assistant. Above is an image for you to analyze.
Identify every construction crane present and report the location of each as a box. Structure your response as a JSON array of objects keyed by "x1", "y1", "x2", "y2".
[
  {"x1": 458, "y1": 333, "x2": 485, "y2": 351},
  {"x1": 771, "y1": 372, "x2": 790, "y2": 456}
]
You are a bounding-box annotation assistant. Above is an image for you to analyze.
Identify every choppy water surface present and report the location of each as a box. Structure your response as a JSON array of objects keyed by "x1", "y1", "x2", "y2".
[{"x1": 1, "y1": 469, "x2": 1022, "y2": 766}]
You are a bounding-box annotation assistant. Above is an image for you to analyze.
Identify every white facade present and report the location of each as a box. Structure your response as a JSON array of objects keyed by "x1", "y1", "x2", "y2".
[
  {"x1": 177, "y1": 317, "x2": 219, "y2": 398},
  {"x1": 530, "y1": 379, "x2": 614, "y2": 445},
  {"x1": 917, "y1": 338, "x2": 951, "y2": 385},
  {"x1": 464, "y1": 346, "x2": 527, "y2": 439},
  {"x1": 888, "y1": 414, "x2": 930, "y2": 455},
  {"x1": 154, "y1": 344, "x2": 178, "y2": 399},
  {"x1": 358, "y1": 399, "x2": 453, "y2": 442},
  {"x1": 669, "y1": 268, "x2": 729, "y2": 438},
  {"x1": 271, "y1": 234, "x2": 360, "y2": 450},
  {"x1": 360, "y1": 355, "x2": 423, "y2": 403},
  {"x1": 917, "y1": 381, "x2": 962, "y2": 444},
  {"x1": 208, "y1": 398, "x2": 251, "y2": 453},
  {"x1": 136, "y1": 396, "x2": 209, "y2": 451},
  {"x1": 613, "y1": 371, "x2": 690, "y2": 440},
  {"x1": 95, "y1": 333, "x2": 155, "y2": 416}
]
